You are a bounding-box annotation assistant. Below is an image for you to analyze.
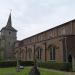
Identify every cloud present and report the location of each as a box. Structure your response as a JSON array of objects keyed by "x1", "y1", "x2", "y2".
[{"x1": 0, "y1": 0, "x2": 75, "y2": 40}]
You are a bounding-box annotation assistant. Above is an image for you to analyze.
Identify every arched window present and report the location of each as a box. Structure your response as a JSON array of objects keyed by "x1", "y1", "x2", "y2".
[
  {"x1": 28, "y1": 48, "x2": 32, "y2": 60},
  {"x1": 48, "y1": 45, "x2": 56, "y2": 60},
  {"x1": 68, "y1": 54, "x2": 72, "y2": 63},
  {"x1": 36, "y1": 47, "x2": 42, "y2": 60}
]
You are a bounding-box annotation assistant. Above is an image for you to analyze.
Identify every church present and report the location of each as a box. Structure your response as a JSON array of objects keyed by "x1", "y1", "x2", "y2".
[
  {"x1": 0, "y1": 13, "x2": 17, "y2": 61},
  {"x1": 15, "y1": 19, "x2": 75, "y2": 71},
  {"x1": 1, "y1": 14, "x2": 75, "y2": 71}
]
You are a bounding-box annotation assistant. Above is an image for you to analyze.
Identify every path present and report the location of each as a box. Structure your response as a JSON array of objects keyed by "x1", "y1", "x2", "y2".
[{"x1": 39, "y1": 68, "x2": 75, "y2": 75}]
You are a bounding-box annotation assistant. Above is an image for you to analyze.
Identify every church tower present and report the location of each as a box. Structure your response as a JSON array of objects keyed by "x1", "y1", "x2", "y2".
[{"x1": 0, "y1": 13, "x2": 17, "y2": 60}]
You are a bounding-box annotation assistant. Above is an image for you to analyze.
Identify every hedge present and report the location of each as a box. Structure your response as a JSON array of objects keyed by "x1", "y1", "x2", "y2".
[
  {"x1": 0, "y1": 60, "x2": 72, "y2": 71},
  {"x1": 0, "y1": 61, "x2": 34, "y2": 68},
  {"x1": 38, "y1": 62, "x2": 72, "y2": 71},
  {"x1": 20, "y1": 61, "x2": 34, "y2": 66}
]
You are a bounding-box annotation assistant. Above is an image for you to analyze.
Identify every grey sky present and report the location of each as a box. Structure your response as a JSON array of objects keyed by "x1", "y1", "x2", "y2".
[{"x1": 0, "y1": 0, "x2": 75, "y2": 40}]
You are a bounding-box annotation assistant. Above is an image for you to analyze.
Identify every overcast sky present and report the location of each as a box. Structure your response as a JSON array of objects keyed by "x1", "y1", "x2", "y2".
[{"x1": 0, "y1": 0, "x2": 75, "y2": 40}]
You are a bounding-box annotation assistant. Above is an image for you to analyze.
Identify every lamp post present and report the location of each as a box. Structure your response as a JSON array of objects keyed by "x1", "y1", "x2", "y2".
[
  {"x1": 28, "y1": 52, "x2": 40, "y2": 75},
  {"x1": 27, "y1": 44, "x2": 40, "y2": 75},
  {"x1": 16, "y1": 54, "x2": 19, "y2": 66},
  {"x1": 16, "y1": 49, "x2": 20, "y2": 72}
]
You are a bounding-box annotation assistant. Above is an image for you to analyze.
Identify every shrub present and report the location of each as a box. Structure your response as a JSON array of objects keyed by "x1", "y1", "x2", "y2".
[
  {"x1": 0, "y1": 61, "x2": 16, "y2": 68},
  {"x1": 20, "y1": 61, "x2": 34, "y2": 66},
  {"x1": 38, "y1": 62, "x2": 72, "y2": 71},
  {"x1": 0, "y1": 61, "x2": 34, "y2": 68}
]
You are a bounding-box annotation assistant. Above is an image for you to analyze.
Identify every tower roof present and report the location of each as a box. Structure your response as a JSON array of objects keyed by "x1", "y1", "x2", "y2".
[
  {"x1": 6, "y1": 13, "x2": 12, "y2": 27},
  {"x1": 1, "y1": 13, "x2": 17, "y2": 32}
]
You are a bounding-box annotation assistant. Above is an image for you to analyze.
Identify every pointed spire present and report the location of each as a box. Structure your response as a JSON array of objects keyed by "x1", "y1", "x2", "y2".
[
  {"x1": 1, "y1": 11, "x2": 17, "y2": 32},
  {"x1": 6, "y1": 12, "x2": 12, "y2": 27}
]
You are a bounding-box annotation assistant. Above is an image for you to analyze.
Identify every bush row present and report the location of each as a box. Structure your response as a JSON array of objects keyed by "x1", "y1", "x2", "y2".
[
  {"x1": 38, "y1": 62, "x2": 72, "y2": 71},
  {"x1": 0, "y1": 60, "x2": 72, "y2": 71},
  {"x1": 0, "y1": 61, "x2": 34, "y2": 68},
  {"x1": 20, "y1": 61, "x2": 34, "y2": 66}
]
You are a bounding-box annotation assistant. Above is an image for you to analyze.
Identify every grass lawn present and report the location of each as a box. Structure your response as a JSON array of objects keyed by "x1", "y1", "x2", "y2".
[{"x1": 0, "y1": 67, "x2": 64, "y2": 75}]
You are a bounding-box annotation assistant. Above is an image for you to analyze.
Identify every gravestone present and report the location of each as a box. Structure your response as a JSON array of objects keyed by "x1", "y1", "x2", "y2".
[
  {"x1": 28, "y1": 58, "x2": 40, "y2": 75},
  {"x1": 28, "y1": 65, "x2": 40, "y2": 75}
]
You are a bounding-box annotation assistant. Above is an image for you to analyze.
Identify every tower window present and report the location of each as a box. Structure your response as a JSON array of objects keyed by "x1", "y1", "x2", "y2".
[
  {"x1": 9, "y1": 31, "x2": 11, "y2": 35},
  {"x1": 48, "y1": 46, "x2": 56, "y2": 61},
  {"x1": 9, "y1": 42, "x2": 10, "y2": 46}
]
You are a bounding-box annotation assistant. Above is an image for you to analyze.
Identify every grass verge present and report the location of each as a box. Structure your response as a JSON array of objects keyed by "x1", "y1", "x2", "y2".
[{"x1": 0, "y1": 67, "x2": 64, "y2": 75}]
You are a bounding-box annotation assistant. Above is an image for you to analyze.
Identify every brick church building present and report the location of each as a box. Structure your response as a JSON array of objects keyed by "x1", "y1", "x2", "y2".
[
  {"x1": 15, "y1": 19, "x2": 75, "y2": 70},
  {"x1": 1, "y1": 13, "x2": 75, "y2": 70}
]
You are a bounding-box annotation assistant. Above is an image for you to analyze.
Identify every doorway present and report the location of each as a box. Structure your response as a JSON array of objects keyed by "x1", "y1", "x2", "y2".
[{"x1": 68, "y1": 55, "x2": 72, "y2": 63}]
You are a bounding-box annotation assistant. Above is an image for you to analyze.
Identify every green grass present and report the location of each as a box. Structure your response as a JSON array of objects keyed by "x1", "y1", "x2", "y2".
[
  {"x1": 40, "y1": 68, "x2": 64, "y2": 75},
  {"x1": 0, "y1": 67, "x2": 64, "y2": 75}
]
